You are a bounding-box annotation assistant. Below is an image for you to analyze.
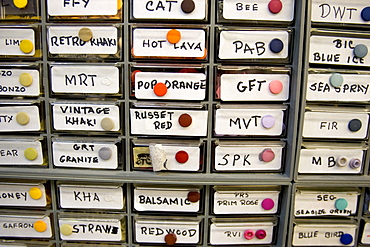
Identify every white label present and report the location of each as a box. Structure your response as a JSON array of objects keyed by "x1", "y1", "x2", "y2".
[
  {"x1": 53, "y1": 142, "x2": 118, "y2": 169},
  {"x1": 223, "y1": 0, "x2": 294, "y2": 21},
  {"x1": 0, "y1": 184, "x2": 46, "y2": 207},
  {"x1": 292, "y1": 224, "x2": 356, "y2": 246},
  {"x1": 135, "y1": 220, "x2": 199, "y2": 244},
  {"x1": 51, "y1": 65, "x2": 119, "y2": 94},
  {"x1": 0, "y1": 106, "x2": 40, "y2": 132},
  {"x1": 210, "y1": 222, "x2": 274, "y2": 245},
  {"x1": 215, "y1": 145, "x2": 283, "y2": 171},
  {"x1": 132, "y1": 28, "x2": 206, "y2": 58},
  {"x1": 153, "y1": 145, "x2": 200, "y2": 171},
  {"x1": 302, "y1": 111, "x2": 368, "y2": 139},
  {"x1": 215, "y1": 108, "x2": 284, "y2": 136},
  {"x1": 130, "y1": 109, "x2": 208, "y2": 136},
  {"x1": 294, "y1": 191, "x2": 358, "y2": 217},
  {"x1": 135, "y1": 72, "x2": 206, "y2": 100},
  {"x1": 309, "y1": 35, "x2": 370, "y2": 66},
  {"x1": 299, "y1": 149, "x2": 363, "y2": 174},
  {"x1": 361, "y1": 223, "x2": 370, "y2": 244},
  {"x1": 133, "y1": 0, "x2": 206, "y2": 20},
  {"x1": 48, "y1": 26, "x2": 118, "y2": 54},
  {"x1": 59, "y1": 218, "x2": 122, "y2": 241},
  {"x1": 214, "y1": 190, "x2": 279, "y2": 214},
  {"x1": 0, "y1": 29, "x2": 35, "y2": 56},
  {"x1": 311, "y1": 0, "x2": 370, "y2": 25},
  {"x1": 0, "y1": 140, "x2": 43, "y2": 165},
  {"x1": 134, "y1": 188, "x2": 200, "y2": 212},
  {"x1": 47, "y1": 0, "x2": 118, "y2": 16},
  {"x1": 0, "y1": 69, "x2": 39, "y2": 96},
  {"x1": 219, "y1": 31, "x2": 289, "y2": 59},
  {"x1": 307, "y1": 73, "x2": 370, "y2": 102},
  {"x1": 0, "y1": 215, "x2": 52, "y2": 238},
  {"x1": 59, "y1": 185, "x2": 123, "y2": 209},
  {"x1": 220, "y1": 74, "x2": 289, "y2": 101},
  {"x1": 52, "y1": 103, "x2": 120, "y2": 131}
]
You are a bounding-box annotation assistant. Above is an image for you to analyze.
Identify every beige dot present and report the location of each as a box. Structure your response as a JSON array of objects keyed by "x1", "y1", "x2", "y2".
[
  {"x1": 60, "y1": 224, "x2": 73, "y2": 236},
  {"x1": 16, "y1": 112, "x2": 30, "y2": 125},
  {"x1": 78, "y1": 28, "x2": 93, "y2": 41},
  {"x1": 101, "y1": 117, "x2": 114, "y2": 131},
  {"x1": 19, "y1": 73, "x2": 33, "y2": 87}
]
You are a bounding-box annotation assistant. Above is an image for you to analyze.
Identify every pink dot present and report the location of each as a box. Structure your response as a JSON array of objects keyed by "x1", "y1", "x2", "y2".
[
  {"x1": 261, "y1": 198, "x2": 275, "y2": 210},
  {"x1": 259, "y1": 149, "x2": 275, "y2": 162},
  {"x1": 269, "y1": 80, "x2": 283, "y2": 94},
  {"x1": 244, "y1": 230, "x2": 255, "y2": 240},
  {"x1": 268, "y1": 0, "x2": 283, "y2": 14}
]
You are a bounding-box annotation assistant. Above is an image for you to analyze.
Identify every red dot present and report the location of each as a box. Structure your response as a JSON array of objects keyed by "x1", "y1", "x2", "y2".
[
  {"x1": 268, "y1": 0, "x2": 283, "y2": 14},
  {"x1": 175, "y1": 150, "x2": 189, "y2": 163}
]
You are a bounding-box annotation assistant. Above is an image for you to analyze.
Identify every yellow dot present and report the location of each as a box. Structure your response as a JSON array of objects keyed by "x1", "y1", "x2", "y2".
[
  {"x1": 19, "y1": 73, "x2": 33, "y2": 87},
  {"x1": 24, "y1": 147, "x2": 38, "y2": 161},
  {"x1": 13, "y1": 0, "x2": 28, "y2": 9},
  {"x1": 101, "y1": 117, "x2": 114, "y2": 131},
  {"x1": 16, "y1": 112, "x2": 30, "y2": 125},
  {"x1": 60, "y1": 224, "x2": 73, "y2": 236},
  {"x1": 19, "y1": 39, "x2": 34, "y2": 54},
  {"x1": 34, "y1": 221, "x2": 47, "y2": 233},
  {"x1": 78, "y1": 28, "x2": 93, "y2": 42},
  {"x1": 29, "y1": 187, "x2": 42, "y2": 200}
]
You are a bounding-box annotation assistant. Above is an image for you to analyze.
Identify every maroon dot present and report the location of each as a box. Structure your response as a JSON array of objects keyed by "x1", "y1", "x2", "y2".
[
  {"x1": 165, "y1": 233, "x2": 177, "y2": 245},
  {"x1": 187, "y1": 191, "x2": 200, "y2": 202},
  {"x1": 178, "y1": 113, "x2": 192, "y2": 127}
]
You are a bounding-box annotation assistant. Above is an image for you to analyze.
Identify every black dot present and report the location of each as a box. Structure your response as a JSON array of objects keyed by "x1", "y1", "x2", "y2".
[{"x1": 348, "y1": 119, "x2": 362, "y2": 132}]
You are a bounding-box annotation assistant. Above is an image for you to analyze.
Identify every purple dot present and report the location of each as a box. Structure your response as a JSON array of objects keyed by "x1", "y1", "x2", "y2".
[
  {"x1": 261, "y1": 115, "x2": 275, "y2": 129},
  {"x1": 261, "y1": 198, "x2": 275, "y2": 210}
]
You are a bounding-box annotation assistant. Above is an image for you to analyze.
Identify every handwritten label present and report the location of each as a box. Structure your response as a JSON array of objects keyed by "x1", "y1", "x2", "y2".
[
  {"x1": 309, "y1": 35, "x2": 370, "y2": 66},
  {"x1": 59, "y1": 218, "x2": 122, "y2": 241},
  {"x1": 0, "y1": 140, "x2": 43, "y2": 165},
  {"x1": 48, "y1": 26, "x2": 118, "y2": 54},
  {"x1": 0, "y1": 106, "x2": 40, "y2": 132},
  {"x1": 47, "y1": 0, "x2": 118, "y2": 16},
  {"x1": 307, "y1": 73, "x2": 370, "y2": 102},
  {"x1": 51, "y1": 65, "x2": 119, "y2": 94},
  {"x1": 135, "y1": 71, "x2": 206, "y2": 100},
  {"x1": 215, "y1": 108, "x2": 284, "y2": 136},
  {"x1": 215, "y1": 144, "x2": 283, "y2": 171},
  {"x1": 0, "y1": 28, "x2": 35, "y2": 56},
  {"x1": 0, "y1": 184, "x2": 46, "y2": 207},
  {"x1": 311, "y1": 0, "x2": 370, "y2": 25},
  {"x1": 220, "y1": 74, "x2": 289, "y2": 101},
  {"x1": 134, "y1": 187, "x2": 200, "y2": 212},
  {"x1": 52, "y1": 103, "x2": 120, "y2": 131},
  {"x1": 219, "y1": 30, "x2": 289, "y2": 59},
  {"x1": 361, "y1": 223, "x2": 370, "y2": 244},
  {"x1": 53, "y1": 142, "x2": 118, "y2": 169},
  {"x1": 223, "y1": 0, "x2": 294, "y2": 21},
  {"x1": 135, "y1": 219, "x2": 199, "y2": 244},
  {"x1": 59, "y1": 185, "x2": 123, "y2": 209},
  {"x1": 0, "y1": 69, "x2": 39, "y2": 96},
  {"x1": 303, "y1": 111, "x2": 368, "y2": 139},
  {"x1": 292, "y1": 224, "x2": 356, "y2": 246},
  {"x1": 210, "y1": 222, "x2": 274, "y2": 245},
  {"x1": 214, "y1": 190, "x2": 279, "y2": 214},
  {"x1": 130, "y1": 109, "x2": 208, "y2": 136},
  {"x1": 132, "y1": 28, "x2": 206, "y2": 58},
  {"x1": 0, "y1": 215, "x2": 52, "y2": 238},
  {"x1": 294, "y1": 191, "x2": 359, "y2": 216},
  {"x1": 299, "y1": 149, "x2": 363, "y2": 174},
  {"x1": 133, "y1": 0, "x2": 206, "y2": 20}
]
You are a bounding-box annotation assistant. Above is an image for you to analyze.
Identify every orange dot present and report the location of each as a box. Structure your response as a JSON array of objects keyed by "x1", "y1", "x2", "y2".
[
  {"x1": 153, "y1": 82, "x2": 167, "y2": 97},
  {"x1": 167, "y1": 29, "x2": 181, "y2": 44}
]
